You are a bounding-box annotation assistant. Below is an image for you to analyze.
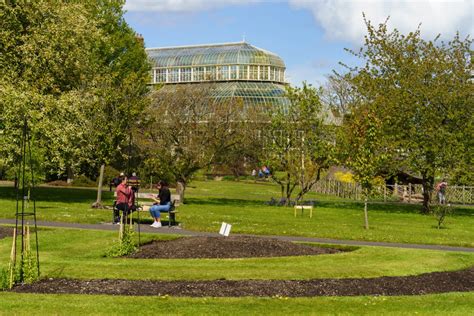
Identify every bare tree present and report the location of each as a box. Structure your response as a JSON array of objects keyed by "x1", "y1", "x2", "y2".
[
  {"x1": 321, "y1": 73, "x2": 358, "y2": 117},
  {"x1": 138, "y1": 84, "x2": 263, "y2": 201}
]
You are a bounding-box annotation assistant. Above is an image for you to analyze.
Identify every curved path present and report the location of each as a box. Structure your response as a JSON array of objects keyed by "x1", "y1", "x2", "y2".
[{"x1": 1, "y1": 219, "x2": 472, "y2": 253}]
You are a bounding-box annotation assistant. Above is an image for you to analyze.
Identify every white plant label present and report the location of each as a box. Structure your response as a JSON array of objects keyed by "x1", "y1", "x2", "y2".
[{"x1": 219, "y1": 222, "x2": 232, "y2": 236}]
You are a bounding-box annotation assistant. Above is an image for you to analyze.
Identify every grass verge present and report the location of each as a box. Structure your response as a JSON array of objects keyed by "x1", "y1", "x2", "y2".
[{"x1": 0, "y1": 292, "x2": 473, "y2": 315}]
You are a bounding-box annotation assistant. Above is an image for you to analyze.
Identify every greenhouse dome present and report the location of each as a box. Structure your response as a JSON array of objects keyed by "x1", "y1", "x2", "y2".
[{"x1": 146, "y1": 42, "x2": 289, "y2": 108}]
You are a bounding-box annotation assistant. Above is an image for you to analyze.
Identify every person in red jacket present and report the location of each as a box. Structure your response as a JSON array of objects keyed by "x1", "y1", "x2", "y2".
[
  {"x1": 114, "y1": 176, "x2": 132, "y2": 224},
  {"x1": 436, "y1": 179, "x2": 448, "y2": 204}
]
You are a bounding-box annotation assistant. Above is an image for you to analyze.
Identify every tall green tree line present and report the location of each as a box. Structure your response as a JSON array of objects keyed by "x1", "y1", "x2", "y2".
[{"x1": 0, "y1": 0, "x2": 150, "y2": 186}]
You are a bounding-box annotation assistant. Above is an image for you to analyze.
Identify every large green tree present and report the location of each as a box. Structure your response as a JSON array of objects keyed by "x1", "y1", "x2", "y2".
[
  {"x1": 0, "y1": 1, "x2": 150, "y2": 205},
  {"x1": 0, "y1": 1, "x2": 101, "y2": 179},
  {"x1": 344, "y1": 16, "x2": 473, "y2": 213}
]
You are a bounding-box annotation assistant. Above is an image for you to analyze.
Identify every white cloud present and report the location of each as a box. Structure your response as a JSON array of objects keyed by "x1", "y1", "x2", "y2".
[
  {"x1": 124, "y1": 0, "x2": 261, "y2": 12},
  {"x1": 289, "y1": 0, "x2": 473, "y2": 43},
  {"x1": 286, "y1": 62, "x2": 329, "y2": 87}
]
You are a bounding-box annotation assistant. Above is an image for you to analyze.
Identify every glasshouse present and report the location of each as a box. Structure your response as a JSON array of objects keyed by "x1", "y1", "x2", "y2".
[{"x1": 146, "y1": 42, "x2": 289, "y2": 108}]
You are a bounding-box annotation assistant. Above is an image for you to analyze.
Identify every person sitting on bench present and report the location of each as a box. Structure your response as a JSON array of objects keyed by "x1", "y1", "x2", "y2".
[
  {"x1": 127, "y1": 186, "x2": 137, "y2": 215},
  {"x1": 149, "y1": 181, "x2": 171, "y2": 228},
  {"x1": 114, "y1": 176, "x2": 132, "y2": 224}
]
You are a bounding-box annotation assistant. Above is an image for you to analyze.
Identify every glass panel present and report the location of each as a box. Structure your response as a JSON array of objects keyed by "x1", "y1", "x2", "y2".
[
  {"x1": 193, "y1": 67, "x2": 205, "y2": 81},
  {"x1": 156, "y1": 69, "x2": 166, "y2": 83},
  {"x1": 260, "y1": 66, "x2": 269, "y2": 80},
  {"x1": 230, "y1": 65, "x2": 238, "y2": 80},
  {"x1": 239, "y1": 64, "x2": 248, "y2": 80},
  {"x1": 217, "y1": 65, "x2": 229, "y2": 80},
  {"x1": 270, "y1": 67, "x2": 276, "y2": 81},
  {"x1": 205, "y1": 66, "x2": 216, "y2": 80},
  {"x1": 249, "y1": 65, "x2": 258, "y2": 80},
  {"x1": 169, "y1": 68, "x2": 179, "y2": 83},
  {"x1": 181, "y1": 67, "x2": 192, "y2": 82}
]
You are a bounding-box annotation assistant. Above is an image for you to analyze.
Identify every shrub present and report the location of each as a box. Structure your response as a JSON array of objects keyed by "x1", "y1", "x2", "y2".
[
  {"x1": 106, "y1": 225, "x2": 137, "y2": 257},
  {"x1": 0, "y1": 268, "x2": 9, "y2": 290},
  {"x1": 19, "y1": 252, "x2": 38, "y2": 284},
  {"x1": 432, "y1": 204, "x2": 453, "y2": 229},
  {"x1": 334, "y1": 171, "x2": 354, "y2": 183},
  {"x1": 71, "y1": 174, "x2": 96, "y2": 187},
  {"x1": 103, "y1": 166, "x2": 121, "y2": 187},
  {"x1": 46, "y1": 180, "x2": 71, "y2": 187}
]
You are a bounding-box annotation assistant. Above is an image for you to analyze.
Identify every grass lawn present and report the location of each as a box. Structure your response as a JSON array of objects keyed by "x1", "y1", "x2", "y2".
[
  {"x1": 0, "y1": 228, "x2": 473, "y2": 314},
  {"x1": 1, "y1": 180, "x2": 473, "y2": 315},
  {"x1": 1, "y1": 228, "x2": 473, "y2": 281},
  {"x1": 0, "y1": 180, "x2": 473, "y2": 247},
  {"x1": 1, "y1": 292, "x2": 473, "y2": 315}
]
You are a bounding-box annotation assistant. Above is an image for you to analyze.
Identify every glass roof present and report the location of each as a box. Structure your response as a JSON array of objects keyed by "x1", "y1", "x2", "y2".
[
  {"x1": 156, "y1": 82, "x2": 289, "y2": 110},
  {"x1": 147, "y1": 42, "x2": 286, "y2": 69}
]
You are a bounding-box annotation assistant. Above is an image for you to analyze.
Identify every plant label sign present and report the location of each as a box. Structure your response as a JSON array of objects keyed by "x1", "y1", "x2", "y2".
[{"x1": 219, "y1": 222, "x2": 232, "y2": 237}]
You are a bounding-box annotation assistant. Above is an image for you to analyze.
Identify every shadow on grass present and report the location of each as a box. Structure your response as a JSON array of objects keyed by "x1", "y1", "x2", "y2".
[
  {"x1": 185, "y1": 197, "x2": 264, "y2": 207},
  {"x1": 0, "y1": 186, "x2": 114, "y2": 203}
]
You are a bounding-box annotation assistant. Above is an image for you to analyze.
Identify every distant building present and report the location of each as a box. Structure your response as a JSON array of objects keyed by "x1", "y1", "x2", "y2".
[{"x1": 146, "y1": 42, "x2": 289, "y2": 109}]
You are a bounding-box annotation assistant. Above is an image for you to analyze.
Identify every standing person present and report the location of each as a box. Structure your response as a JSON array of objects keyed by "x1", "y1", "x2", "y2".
[
  {"x1": 436, "y1": 179, "x2": 448, "y2": 204},
  {"x1": 149, "y1": 181, "x2": 171, "y2": 228},
  {"x1": 114, "y1": 176, "x2": 132, "y2": 224}
]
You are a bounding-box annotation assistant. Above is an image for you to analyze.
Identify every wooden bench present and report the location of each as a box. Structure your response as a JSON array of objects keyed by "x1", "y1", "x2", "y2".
[
  {"x1": 113, "y1": 192, "x2": 180, "y2": 226},
  {"x1": 139, "y1": 199, "x2": 179, "y2": 227},
  {"x1": 294, "y1": 205, "x2": 313, "y2": 218}
]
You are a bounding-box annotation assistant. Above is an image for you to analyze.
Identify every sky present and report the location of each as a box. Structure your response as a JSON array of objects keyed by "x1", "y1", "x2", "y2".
[{"x1": 124, "y1": 0, "x2": 473, "y2": 86}]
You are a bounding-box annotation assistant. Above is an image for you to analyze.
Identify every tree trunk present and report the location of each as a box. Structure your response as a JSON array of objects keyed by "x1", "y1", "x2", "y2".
[
  {"x1": 91, "y1": 164, "x2": 105, "y2": 209},
  {"x1": 66, "y1": 166, "x2": 74, "y2": 184},
  {"x1": 176, "y1": 181, "x2": 185, "y2": 203},
  {"x1": 421, "y1": 173, "x2": 434, "y2": 214},
  {"x1": 364, "y1": 195, "x2": 369, "y2": 230},
  {"x1": 284, "y1": 172, "x2": 291, "y2": 206}
]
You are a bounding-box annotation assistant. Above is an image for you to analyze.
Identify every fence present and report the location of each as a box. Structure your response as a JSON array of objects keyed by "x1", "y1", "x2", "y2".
[{"x1": 312, "y1": 179, "x2": 474, "y2": 205}]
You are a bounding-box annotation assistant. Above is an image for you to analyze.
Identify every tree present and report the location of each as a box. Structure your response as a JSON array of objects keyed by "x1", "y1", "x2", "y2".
[
  {"x1": 343, "y1": 16, "x2": 473, "y2": 213},
  {"x1": 264, "y1": 83, "x2": 333, "y2": 204},
  {"x1": 0, "y1": 1, "x2": 102, "y2": 183},
  {"x1": 321, "y1": 74, "x2": 358, "y2": 117},
  {"x1": 0, "y1": 1, "x2": 150, "y2": 207},
  {"x1": 340, "y1": 105, "x2": 387, "y2": 229},
  {"x1": 139, "y1": 84, "x2": 262, "y2": 201}
]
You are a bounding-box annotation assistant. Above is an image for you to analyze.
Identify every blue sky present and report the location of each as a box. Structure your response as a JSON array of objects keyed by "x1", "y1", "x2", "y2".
[{"x1": 124, "y1": 0, "x2": 473, "y2": 86}]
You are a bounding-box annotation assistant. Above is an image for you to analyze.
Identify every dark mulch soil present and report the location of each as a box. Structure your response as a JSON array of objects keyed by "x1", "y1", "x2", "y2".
[
  {"x1": 12, "y1": 268, "x2": 474, "y2": 297},
  {"x1": 0, "y1": 226, "x2": 14, "y2": 239},
  {"x1": 128, "y1": 236, "x2": 342, "y2": 259}
]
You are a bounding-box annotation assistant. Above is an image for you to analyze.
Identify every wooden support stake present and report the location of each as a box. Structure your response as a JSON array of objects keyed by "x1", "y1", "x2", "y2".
[
  {"x1": 26, "y1": 224, "x2": 31, "y2": 254},
  {"x1": 408, "y1": 183, "x2": 412, "y2": 203},
  {"x1": 119, "y1": 218, "x2": 123, "y2": 241},
  {"x1": 9, "y1": 228, "x2": 17, "y2": 289}
]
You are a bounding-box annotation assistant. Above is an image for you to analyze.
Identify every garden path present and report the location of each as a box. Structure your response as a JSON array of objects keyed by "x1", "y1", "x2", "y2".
[{"x1": 0, "y1": 219, "x2": 472, "y2": 253}]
